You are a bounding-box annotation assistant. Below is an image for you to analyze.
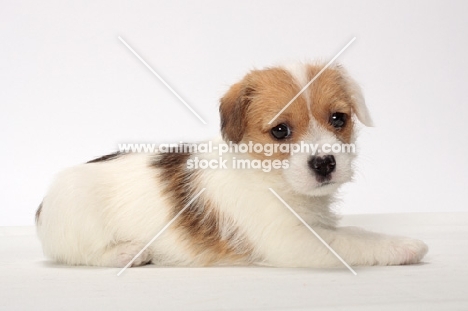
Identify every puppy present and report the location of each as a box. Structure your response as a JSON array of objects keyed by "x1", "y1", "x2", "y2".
[{"x1": 36, "y1": 63, "x2": 428, "y2": 268}]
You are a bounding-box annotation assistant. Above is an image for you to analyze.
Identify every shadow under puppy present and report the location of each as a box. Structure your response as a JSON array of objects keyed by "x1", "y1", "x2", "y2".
[{"x1": 36, "y1": 63, "x2": 428, "y2": 268}]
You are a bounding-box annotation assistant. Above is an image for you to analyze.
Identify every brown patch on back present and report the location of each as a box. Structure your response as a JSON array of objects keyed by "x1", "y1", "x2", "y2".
[
  {"x1": 174, "y1": 197, "x2": 253, "y2": 264},
  {"x1": 35, "y1": 202, "x2": 43, "y2": 225},
  {"x1": 152, "y1": 149, "x2": 253, "y2": 265},
  {"x1": 152, "y1": 149, "x2": 192, "y2": 202}
]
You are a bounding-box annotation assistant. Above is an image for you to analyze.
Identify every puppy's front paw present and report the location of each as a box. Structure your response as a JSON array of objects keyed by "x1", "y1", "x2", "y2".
[{"x1": 383, "y1": 238, "x2": 428, "y2": 265}]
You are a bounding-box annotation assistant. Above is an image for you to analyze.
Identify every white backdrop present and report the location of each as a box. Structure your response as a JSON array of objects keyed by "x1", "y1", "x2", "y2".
[{"x1": 2, "y1": 0, "x2": 468, "y2": 226}]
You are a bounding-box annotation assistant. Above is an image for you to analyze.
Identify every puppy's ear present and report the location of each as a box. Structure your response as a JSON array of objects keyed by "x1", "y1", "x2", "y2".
[
  {"x1": 219, "y1": 81, "x2": 253, "y2": 143},
  {"x1": 338, "y1": 67, "x2": 374, "y2": 127}
]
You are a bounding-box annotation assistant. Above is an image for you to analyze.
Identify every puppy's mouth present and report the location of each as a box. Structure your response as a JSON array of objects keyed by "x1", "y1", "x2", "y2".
[
  {"x1": 315, "y1": 173, "x2": 333, "y2": 185},
  {"x1": 317, "y1": 181, "x2": 335, "y2": 188}
]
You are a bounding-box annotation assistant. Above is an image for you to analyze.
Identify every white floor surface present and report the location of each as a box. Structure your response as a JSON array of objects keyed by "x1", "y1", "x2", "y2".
[{"x1": 1, "y1": 212, "x2": 467, "y2": 310}]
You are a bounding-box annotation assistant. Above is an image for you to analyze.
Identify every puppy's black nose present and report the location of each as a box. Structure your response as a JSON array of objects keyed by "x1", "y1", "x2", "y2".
[{"x1": 308, "y1": 155, "x2": 336, "y2": 177}]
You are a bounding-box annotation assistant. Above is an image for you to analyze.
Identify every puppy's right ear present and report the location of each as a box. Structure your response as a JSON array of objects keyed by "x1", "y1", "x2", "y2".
[
  {"x1": 337, "y1": 66, "x2": 374, "y2": 127},
  {"x1": 219, "y1": 82, "x2": 253, "y2": 143}
]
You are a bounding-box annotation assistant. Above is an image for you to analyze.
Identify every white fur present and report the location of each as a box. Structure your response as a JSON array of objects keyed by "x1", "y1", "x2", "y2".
[
  {"x1": 283, "y1": 62, "x2": 313, "y2": 117},
  {"x1": 37, "y1": 64, "x2": 427, "y2": 268}
]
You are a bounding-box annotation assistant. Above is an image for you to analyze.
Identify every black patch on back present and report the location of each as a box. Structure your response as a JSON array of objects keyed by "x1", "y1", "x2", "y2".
[{"x1": 86, "y1": 152, "x2": 124, "y2": 164}]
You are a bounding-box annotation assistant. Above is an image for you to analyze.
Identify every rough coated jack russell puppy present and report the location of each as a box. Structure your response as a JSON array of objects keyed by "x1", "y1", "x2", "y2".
[{"x1": 36, "y1": 63, "x2": 428, "y2": 268}]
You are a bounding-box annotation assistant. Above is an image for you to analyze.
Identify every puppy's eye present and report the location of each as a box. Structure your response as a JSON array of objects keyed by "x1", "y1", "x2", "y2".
[
  {"x1": 271, "y1": 123, "x2": 291, "y2": 140},
  {"x1": 329, "y1": 112, "x2": 347, "y2": 129}
]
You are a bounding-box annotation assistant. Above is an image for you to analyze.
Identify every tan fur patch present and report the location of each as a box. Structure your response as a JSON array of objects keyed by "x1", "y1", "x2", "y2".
[
  {"x1": 220, "y1": 64, "x2": 360, "y2": 160},
  {"x1": 152, "y1": 150, "x2": 253, "y2": 265},
  {"x1": 219, "y1": 82, "x2": 252, "y2": 144},
  {"x1": 220, "y1": 68, "x2": 311, "y2": 161},
  {"x1": 305, "y1": 65, "x2": 355, "y2": 143}
]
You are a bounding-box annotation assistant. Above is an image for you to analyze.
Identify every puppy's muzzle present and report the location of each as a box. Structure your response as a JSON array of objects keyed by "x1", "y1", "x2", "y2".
[{"x1": 308, "y1": 155, "x2": 336, "y2": 179}]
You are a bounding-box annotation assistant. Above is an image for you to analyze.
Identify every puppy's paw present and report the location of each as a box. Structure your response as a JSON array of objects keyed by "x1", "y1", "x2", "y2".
[
  {"x1": 383, "y1": 238, "x2": 428, "y2": 265},
  {"x1": 112, "y1": 242, "x2": 152, "y2": 268}
]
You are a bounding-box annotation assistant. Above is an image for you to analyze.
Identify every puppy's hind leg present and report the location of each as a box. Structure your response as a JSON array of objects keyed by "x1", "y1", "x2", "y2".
[{"x1": 97, "y1": 241, "x2": 153, "y2": 268}]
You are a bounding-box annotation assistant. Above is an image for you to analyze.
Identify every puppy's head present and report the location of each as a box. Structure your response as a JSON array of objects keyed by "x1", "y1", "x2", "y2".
[{"x1": 220, "y1": 63, "x2": 373, "y2": 196}]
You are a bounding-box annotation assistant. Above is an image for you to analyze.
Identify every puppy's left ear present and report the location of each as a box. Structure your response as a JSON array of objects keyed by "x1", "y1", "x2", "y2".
[
  {"x1": 219, "y1": 81, "x2": 253, "y2": 143},
  {"x1": 339, "y1": 67, "x2": 374, "y2": 127}
]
